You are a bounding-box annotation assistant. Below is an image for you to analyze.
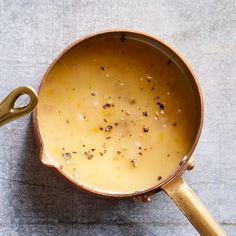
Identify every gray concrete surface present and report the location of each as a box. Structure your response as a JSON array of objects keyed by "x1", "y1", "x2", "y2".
[{"x1": 0, "y1": 0, "x2": 235, "y2": 235}]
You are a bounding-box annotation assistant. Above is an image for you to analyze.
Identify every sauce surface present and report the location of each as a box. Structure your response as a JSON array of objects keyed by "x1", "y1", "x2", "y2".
[{"x1": 37, "y1": 36, "x2": 197, "y2": 194}]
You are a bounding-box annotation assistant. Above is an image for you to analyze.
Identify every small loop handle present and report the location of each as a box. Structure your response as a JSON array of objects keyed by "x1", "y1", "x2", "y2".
[{"x1": 0, "y1": 86, "x2": 38, "y2": 126}]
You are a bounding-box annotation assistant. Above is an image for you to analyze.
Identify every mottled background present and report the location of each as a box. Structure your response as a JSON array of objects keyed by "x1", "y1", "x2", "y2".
[{"x1": 0, "y1": 0, "x2": 235, "y2": 235}]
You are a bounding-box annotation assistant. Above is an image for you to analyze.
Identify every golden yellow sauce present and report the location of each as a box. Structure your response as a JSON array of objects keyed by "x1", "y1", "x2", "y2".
[{"x1": 37, "y1": 36, "x2": 196, "y2": 194}]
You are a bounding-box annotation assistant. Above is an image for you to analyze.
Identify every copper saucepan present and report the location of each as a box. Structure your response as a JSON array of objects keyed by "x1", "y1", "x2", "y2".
[{"x1": 0, "y1": 30, "x2": 226, "y2": 236}]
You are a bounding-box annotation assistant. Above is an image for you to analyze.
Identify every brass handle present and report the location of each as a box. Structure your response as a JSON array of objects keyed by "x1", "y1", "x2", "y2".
[
  {"x1": 0, "y1": 86, "x2": 38, "y2": 126},
  {"x1": 162, "y1": 176, "x2": 226, "y2": 236}
]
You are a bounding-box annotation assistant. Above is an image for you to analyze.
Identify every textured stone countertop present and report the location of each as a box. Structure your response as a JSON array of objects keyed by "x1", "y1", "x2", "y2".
[{"x1": 0, "y1": 1, "x2": 235, "y2": 235}]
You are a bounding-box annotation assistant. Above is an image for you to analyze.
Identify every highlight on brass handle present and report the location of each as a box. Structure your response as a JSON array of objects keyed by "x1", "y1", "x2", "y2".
[
  {"x1": 162, "y1": 176, "x2": 226, "y2": 236},
  {"x1": 0, "y1": 86, "x2": 38, "y2": 126}
]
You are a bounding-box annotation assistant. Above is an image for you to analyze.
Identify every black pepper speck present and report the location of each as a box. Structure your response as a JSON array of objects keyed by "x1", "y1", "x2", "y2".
[{"x1": 142, "y1": 111, "x2": 148, "y2": 117}]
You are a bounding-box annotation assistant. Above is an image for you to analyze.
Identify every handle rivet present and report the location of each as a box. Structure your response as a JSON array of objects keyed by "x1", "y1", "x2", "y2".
[{"x1": 187, "y1": 157, "x2": 195, "y2": 171}]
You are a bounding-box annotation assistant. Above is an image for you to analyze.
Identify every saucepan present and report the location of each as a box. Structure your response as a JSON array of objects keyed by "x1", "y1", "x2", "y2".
[{"x1": 0, "y1": 30, "x2": 226, "y2": 235}]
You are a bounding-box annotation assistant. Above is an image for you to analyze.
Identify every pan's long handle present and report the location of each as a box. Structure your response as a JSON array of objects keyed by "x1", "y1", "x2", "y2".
[
  {"x1": 0, "y1": 86, "x2": 38, "y2": 126},
  {"x1": 162, "y1": 176, "x2": 226, "y2": 236}
]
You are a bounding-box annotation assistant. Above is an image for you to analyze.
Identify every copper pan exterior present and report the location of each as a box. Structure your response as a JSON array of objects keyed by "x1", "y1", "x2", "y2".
[{"x1": 33, "y1": 30, "x2": 204, "y2": 198}]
